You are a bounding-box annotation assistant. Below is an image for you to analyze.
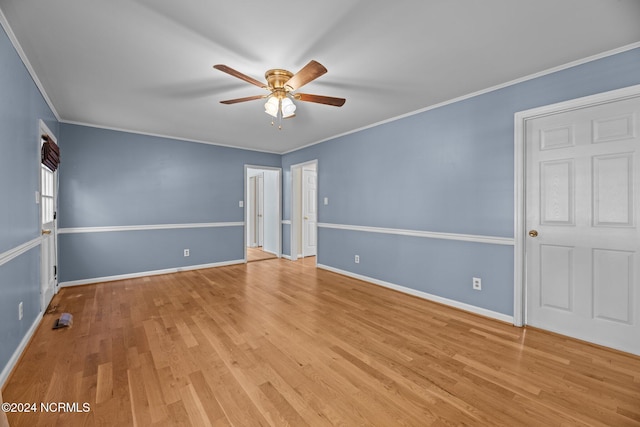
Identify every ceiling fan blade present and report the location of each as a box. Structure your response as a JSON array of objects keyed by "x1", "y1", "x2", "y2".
[
  {"x1": 295, "y1": 93, "x2": 346, "y2": 107},
  {"x1": 220, "y1": 95, "x2": 266, "y2": 104},
  {"x1": 214, "y1": 65, "x2": 266, "y2": 89},
  {"x1": 284, "y1": 60, "x2": 327, "y2": 91}
]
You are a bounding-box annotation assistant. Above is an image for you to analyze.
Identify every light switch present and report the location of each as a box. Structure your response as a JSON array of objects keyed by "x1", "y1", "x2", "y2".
[
  {"x1": 239, "y1": 201, "x2": 244, "y2": 208},
  {"x1": 324, "y1": 197, "x2": 328, "y2": 205}
]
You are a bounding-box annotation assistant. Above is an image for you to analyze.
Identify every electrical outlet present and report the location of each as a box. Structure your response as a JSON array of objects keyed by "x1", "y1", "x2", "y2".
[
  {"x1": 19, "y1": 302, "x2": 23, "y2": 320},
  {"x1": 239, "y1": 200, "x2": 244, "y2": 208},
  {"x1": 354, "y1": 255, "x2": 360, "y2": 264},
  {"x1": 473, "y1": 277, "x2": 482, "y2": 291},
  {"x1": 184, "y1": 249, "x2": 190, "y2": 257}
]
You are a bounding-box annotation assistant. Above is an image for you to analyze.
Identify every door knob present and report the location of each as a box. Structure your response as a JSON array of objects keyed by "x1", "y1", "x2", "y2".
[
  {"x1": 42, "y1": 229, "x2": 52, "y2": 235},
  {"x1": 304, "y1": 216, "x2": 309, "y2": 220},
  {"x1": 528, "y1": 230, "x2": 538, "y2": 237}
]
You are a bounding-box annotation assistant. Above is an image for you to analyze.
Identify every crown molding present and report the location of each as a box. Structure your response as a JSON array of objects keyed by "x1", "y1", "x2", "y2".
[{"x1": 0, "y1": 8, "x2": 60, "y2": 121}]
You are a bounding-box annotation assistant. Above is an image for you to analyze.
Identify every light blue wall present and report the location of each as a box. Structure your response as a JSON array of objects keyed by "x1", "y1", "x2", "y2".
[
  {"x1": 0, "y1": 251, "x2": 40, "y2": 372},
  {"x1": 282, "y1": 47, "x2": 640, "y2": 316},
  {"x1": 58, "y1": 227, "x2": 243, "y2": 281},
  {"x1": 58, "y1": 124, "x2": 280, "y2": 283},
  {"x1": 0, "y1": 23, "x2": 58, "y2": 379}
]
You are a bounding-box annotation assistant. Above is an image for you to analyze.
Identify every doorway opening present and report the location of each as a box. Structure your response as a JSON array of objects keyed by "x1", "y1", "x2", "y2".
[
  {"x1": 290, "y1": 160, "x2": 318, "y2": 263},
  {"x1": 245, "y1": 166, "x2": 282, "y2": 263}
]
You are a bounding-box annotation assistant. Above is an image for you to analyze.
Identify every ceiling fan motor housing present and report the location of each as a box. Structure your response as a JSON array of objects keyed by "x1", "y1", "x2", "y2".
[{"x1": 265, "y1": 69, "x2": 294, "y2": 99}]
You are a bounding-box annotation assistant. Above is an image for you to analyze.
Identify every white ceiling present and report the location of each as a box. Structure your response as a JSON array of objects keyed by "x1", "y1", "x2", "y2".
[{"x1": 2, "y1": 0, "x2": 640, "y2": 153}]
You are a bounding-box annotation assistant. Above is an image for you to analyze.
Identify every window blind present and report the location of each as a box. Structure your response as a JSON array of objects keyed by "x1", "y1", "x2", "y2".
[{"x1": 41, "y1": 134, "x2": 60, "y2": 171}]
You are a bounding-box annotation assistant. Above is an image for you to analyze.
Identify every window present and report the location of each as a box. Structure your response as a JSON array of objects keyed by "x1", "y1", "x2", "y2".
[{"x1": 41, "y1": 164, "x2": 54, "y2": 225}]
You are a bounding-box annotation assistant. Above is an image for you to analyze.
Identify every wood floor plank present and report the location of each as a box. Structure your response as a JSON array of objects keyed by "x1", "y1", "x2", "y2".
[
  {"x1": 96, "y1": 362, "x2": 113, "y2": 404},
  {"x1": 127, "y1": 366, "x2": 151, "y2": 427},
  {"x1": 2, "y1": 259, "x2": 640, "y2": 426},
  {"x1": 178, "y1": 383, "x2": 212, "y2": 427},
  {"x1": 187, "y1": 370, "x2": 227, "y2": 426}
]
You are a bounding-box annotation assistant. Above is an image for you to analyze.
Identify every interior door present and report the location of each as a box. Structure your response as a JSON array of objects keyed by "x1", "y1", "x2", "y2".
[
  {"x1": 302, "y1": 168, "x2": 317, "y2": 257},
  {"x1": 257, "y1": 173, "x2": 264, "y2": 247},
  {"x1": 40, "y1": 162, "x2": 57, "y2": 311},
  {"x1": 248, "y1": 176, "x2": 257, "y2": 247},
  {"x1": 525, "y1": 95, "x2": 640, "y2": 355}
]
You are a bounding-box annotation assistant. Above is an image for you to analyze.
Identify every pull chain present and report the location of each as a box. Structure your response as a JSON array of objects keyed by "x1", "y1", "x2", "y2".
[{"x1": 268, "y1": 98, "x2": 284, "y2": 130}]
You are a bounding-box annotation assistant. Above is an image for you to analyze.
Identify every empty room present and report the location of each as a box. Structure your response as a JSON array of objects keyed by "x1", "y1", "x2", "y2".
[{"x1": 1, "y1": 1, "x2": 640, "y2": 426}]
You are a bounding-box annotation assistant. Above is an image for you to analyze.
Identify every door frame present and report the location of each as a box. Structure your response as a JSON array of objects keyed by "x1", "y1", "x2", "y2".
[
  {"x1": 38, "y1": 119, "x2": 59, "y2": 310},
  {"x1": 290, "y1": 159, "x2": 318, "y2": 263},
  {"x1": 247, "y1": 173, "x2": 265, "y2": 248},
  {"x1": 243, "y1": 165, "x2": 282, "y2": 262},
  {"x1": 513, "y1": 83, "x2": 640, "y2": 327}
]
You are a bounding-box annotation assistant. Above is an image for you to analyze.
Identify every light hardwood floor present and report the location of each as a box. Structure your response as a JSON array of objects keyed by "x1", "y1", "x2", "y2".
[
  {"x1": 246, "y1": 247, "x2": 278, "y2": 263},
  {"x1": 3, "y1": 258, "x2": 640, "y2": 426}
]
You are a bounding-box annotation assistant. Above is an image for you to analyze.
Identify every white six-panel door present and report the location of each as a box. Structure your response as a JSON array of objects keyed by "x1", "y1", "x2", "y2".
[
  {"x1": 525, "y1": 95, "x2": 640, "y2": 355},
  {"x1": 302, "y1": 168, "x2": 317, "y2": 257}
]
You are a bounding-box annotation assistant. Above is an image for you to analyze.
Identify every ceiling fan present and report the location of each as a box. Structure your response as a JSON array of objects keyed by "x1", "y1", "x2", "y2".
[{"x1": 214, "y1": 60, "x2": 346, "y2": 128}]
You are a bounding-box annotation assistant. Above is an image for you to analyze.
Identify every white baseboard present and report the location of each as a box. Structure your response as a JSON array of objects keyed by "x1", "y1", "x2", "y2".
[
  {"x1": 281, "y1": 254, "x2": 292, "y2": 260},
  {"x1": 59, "y1": 259, "x2": 245, "y2": 287},
  {"x1": 317, "y1": 264, "x2": 514, "y2": 324},
  {"x1": 0, "y1": 312, "x2": 42, "y2": 389}
]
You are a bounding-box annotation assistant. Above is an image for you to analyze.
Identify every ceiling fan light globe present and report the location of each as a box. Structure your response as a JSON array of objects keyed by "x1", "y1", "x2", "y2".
[
  {"x1": 281, "y1": 98, "x2": 296, "y2": 118},
  {"x1": 264, "y1": 97, "x2": 279, "y2": 117}
]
